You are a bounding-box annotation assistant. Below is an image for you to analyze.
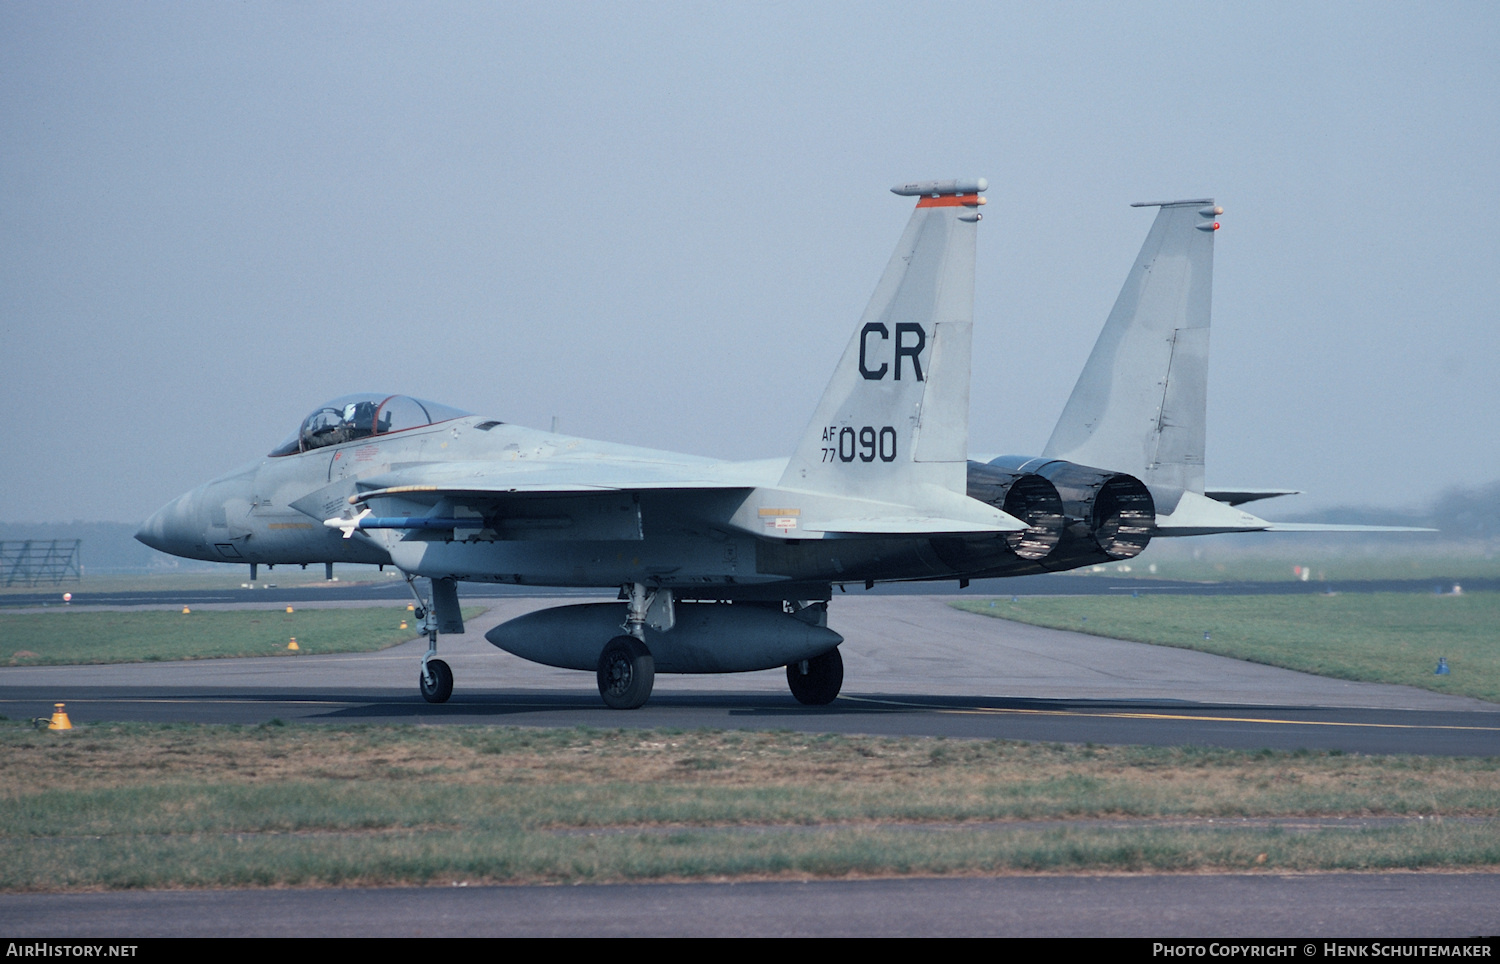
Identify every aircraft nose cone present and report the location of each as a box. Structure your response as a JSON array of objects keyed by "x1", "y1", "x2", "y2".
[
  {"x1": 135, "y1": 493, "x2": 200, "y2": 557},
  {"x1": 134, "y1": 507, "x2": 169, "y2": 553}
]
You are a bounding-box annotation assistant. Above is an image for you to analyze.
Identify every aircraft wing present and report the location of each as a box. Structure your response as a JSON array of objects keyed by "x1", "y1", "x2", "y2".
[
  {"x1": 353, "y1": 459, "x2": 757, "y2": 498},
  {"x1": 287, "y1": 459, "x2": 754, "y2": 542},
  {"x1": 293, "y1": 457, "x2": 1025, "y2": 542}
]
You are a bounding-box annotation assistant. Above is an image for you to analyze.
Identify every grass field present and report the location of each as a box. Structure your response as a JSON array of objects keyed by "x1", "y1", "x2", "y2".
[
  {"x1": 0, "y1": 566, "x2": 402, "y2": 596},
  {"x1": 2, "y1": 723, "x2": 1496, "y2": 890},
  {"x1": 954, "y1": 592, "x2": 1500, "y2": 703},
  {"x1": 1058, "y1": 541, "x2": 1499, "y2": 585},
  {"x1": 0, "y1": 608, "x2": 484, "y2": 665},
  {"x1": 4, "y1": 575, "x2": 1496, "y2": 890}
]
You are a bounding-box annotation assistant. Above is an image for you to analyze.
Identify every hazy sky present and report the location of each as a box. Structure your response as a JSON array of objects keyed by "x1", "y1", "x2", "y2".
[{"x1": 3, "y1": 2, "x2": 1497, "y2": 524}]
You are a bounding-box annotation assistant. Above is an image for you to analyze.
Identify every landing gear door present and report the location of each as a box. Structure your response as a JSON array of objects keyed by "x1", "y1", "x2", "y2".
[{"x1": 431, "y1": 577, "x2": 465, "y2": 635}]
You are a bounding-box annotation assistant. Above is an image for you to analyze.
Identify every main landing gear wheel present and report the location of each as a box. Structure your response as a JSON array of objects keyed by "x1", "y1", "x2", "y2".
[
  {"x1": 787, "y1": 648, "x2": 843, "y2": 705},
  {"x1": 597, "y1": 635, "x2": 655, "y2": 710},
  {"x1": 419, "y1": 658, "x2": 453, "y2": 704}
]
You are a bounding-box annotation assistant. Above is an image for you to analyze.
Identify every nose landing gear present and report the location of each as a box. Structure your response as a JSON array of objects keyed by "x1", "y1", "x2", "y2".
[
  {"x1": 404, "y1": 573, "x2": 454, "y2": 705},
  {"x1": 420, "y1": 656, "x2": 453, "y2": 703}
]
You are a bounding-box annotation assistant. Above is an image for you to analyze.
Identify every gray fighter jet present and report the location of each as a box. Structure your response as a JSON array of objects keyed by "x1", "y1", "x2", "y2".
[{"x1": 137, "y1": 179, "x2": 1406, "y2": 709}]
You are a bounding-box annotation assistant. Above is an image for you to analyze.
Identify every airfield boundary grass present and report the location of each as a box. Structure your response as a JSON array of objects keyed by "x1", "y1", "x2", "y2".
[
  {"x1": 0, "y1": 608, "x2": 482, "y2": 665},
  {"x1": 0, "y1": 568, "x2": 400, "y2": 596},
  {"x1": 1, "y1": 723, "x2": 1497, "y2": 890},
  {"x1": 1066, "y1": 545, "x2": 1500, "y2": 585},
  {"x1": 954, "y1": 592, "x2": 1500, "y2": 704}
]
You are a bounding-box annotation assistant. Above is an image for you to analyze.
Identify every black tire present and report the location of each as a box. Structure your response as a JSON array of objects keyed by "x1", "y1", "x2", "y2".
[
  {"x1": 419, "y1": 658, "x2": 453, "y2": 704},
  {"x1": 786, "y1": 648, "x2": 843, "y2": 705},
  {"x1": 596, "y1": 635, "x2": 655, "y2": 710}
]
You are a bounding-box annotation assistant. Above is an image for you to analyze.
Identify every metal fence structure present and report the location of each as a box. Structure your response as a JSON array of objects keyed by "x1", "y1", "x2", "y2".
[{"x1": 1, "y1": 539, "x2": 82, "y2": 586}]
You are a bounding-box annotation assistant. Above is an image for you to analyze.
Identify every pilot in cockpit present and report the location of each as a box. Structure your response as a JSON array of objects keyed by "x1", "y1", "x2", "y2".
[{"x1": 342, "y1": 400, "x2": 380, "y2": 441}]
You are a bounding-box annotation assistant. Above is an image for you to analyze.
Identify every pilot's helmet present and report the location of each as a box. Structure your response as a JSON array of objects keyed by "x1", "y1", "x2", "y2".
[{"x1": 343, "y1": 400, "x2": 379, "y2": 435}]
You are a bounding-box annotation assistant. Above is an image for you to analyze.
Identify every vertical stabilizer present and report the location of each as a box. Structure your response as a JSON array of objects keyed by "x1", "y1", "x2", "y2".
[
  {"x1": 1042, "y1": 200, "x2": 1220, "y2": 506},
  {"x1": 781, "y1": 179, "x2": 986, "y2": 500}
]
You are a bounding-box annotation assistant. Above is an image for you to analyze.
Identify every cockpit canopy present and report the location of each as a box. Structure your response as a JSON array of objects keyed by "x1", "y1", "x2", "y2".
[{"x1": 269, "y1": 394, "x2": 474, "y2": 456}]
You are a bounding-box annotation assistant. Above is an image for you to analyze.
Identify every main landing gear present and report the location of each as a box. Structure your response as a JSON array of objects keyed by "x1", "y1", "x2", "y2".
[
  {"x1": 787, "y1": 647, "x2": 843, "y2": 705},
  {"x1": 596, "y1": 582, "x2": 657, "y2": 710},
  {"x1": 597, "y1": 635, "x2": 654, "y2": 710},
  {"x1": 783, "y1": 600, "x2": 843, "y2": 706}
]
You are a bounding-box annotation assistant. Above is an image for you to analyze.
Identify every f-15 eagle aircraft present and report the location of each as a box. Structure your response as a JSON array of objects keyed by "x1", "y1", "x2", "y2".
[{"x1": 137, "y1": 178, "x2": 1388, "y2": 709}]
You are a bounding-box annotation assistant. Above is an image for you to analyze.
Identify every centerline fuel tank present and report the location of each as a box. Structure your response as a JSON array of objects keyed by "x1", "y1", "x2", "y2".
[{"x1": 486, "y1": 601, "x2": 843, "y2": 674}]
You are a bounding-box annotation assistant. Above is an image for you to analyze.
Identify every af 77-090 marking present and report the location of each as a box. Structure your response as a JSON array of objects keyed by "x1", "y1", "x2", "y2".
[{"x1": 137, "y1": 178, "x2": 1411, "y2": 709}]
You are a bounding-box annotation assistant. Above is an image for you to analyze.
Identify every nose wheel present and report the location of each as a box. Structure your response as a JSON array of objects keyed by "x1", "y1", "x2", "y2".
[
  {"x1": 404, "y1": 572, "x2": 454, "y2": 704},
  {"x1": 420, "y1": 657, "x2": 453, "y2": 704}
]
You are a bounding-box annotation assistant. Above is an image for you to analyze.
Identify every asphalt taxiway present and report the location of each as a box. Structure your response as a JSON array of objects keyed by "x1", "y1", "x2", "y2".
[
  {"x1": 6, "y1": 572, "x2": 1496, "y2": 609},
  {"x1": 4, "y1": 593, "x2": 1498, "y2": 937},
  {"x1": 6, "y1": 873, "x2": 1499, "y2": 937},
  {"x1": 3, "y1": 596, "x2": 1496, "y2": 755}
]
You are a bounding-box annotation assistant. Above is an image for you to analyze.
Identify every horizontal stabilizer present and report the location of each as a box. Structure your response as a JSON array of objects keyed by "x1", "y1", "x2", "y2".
[
  {"x1": 1205, "y1": 488, "x2": 1302, "y2": 506},
  {"x1": 1259, "y1": 522, "x2": 1438, "y2": 533},
  {"x1": 1152, "y1": 490, "x2": 1279, "y2": 536},
  {"x1": 1154, "y1": 491, "x2": 1438, "y2": 536}
]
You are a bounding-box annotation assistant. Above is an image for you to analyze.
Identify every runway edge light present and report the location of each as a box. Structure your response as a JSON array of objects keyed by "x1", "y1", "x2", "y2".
[{"x1": 48, "y1": 703, "x2": 72, "y2": 730}]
